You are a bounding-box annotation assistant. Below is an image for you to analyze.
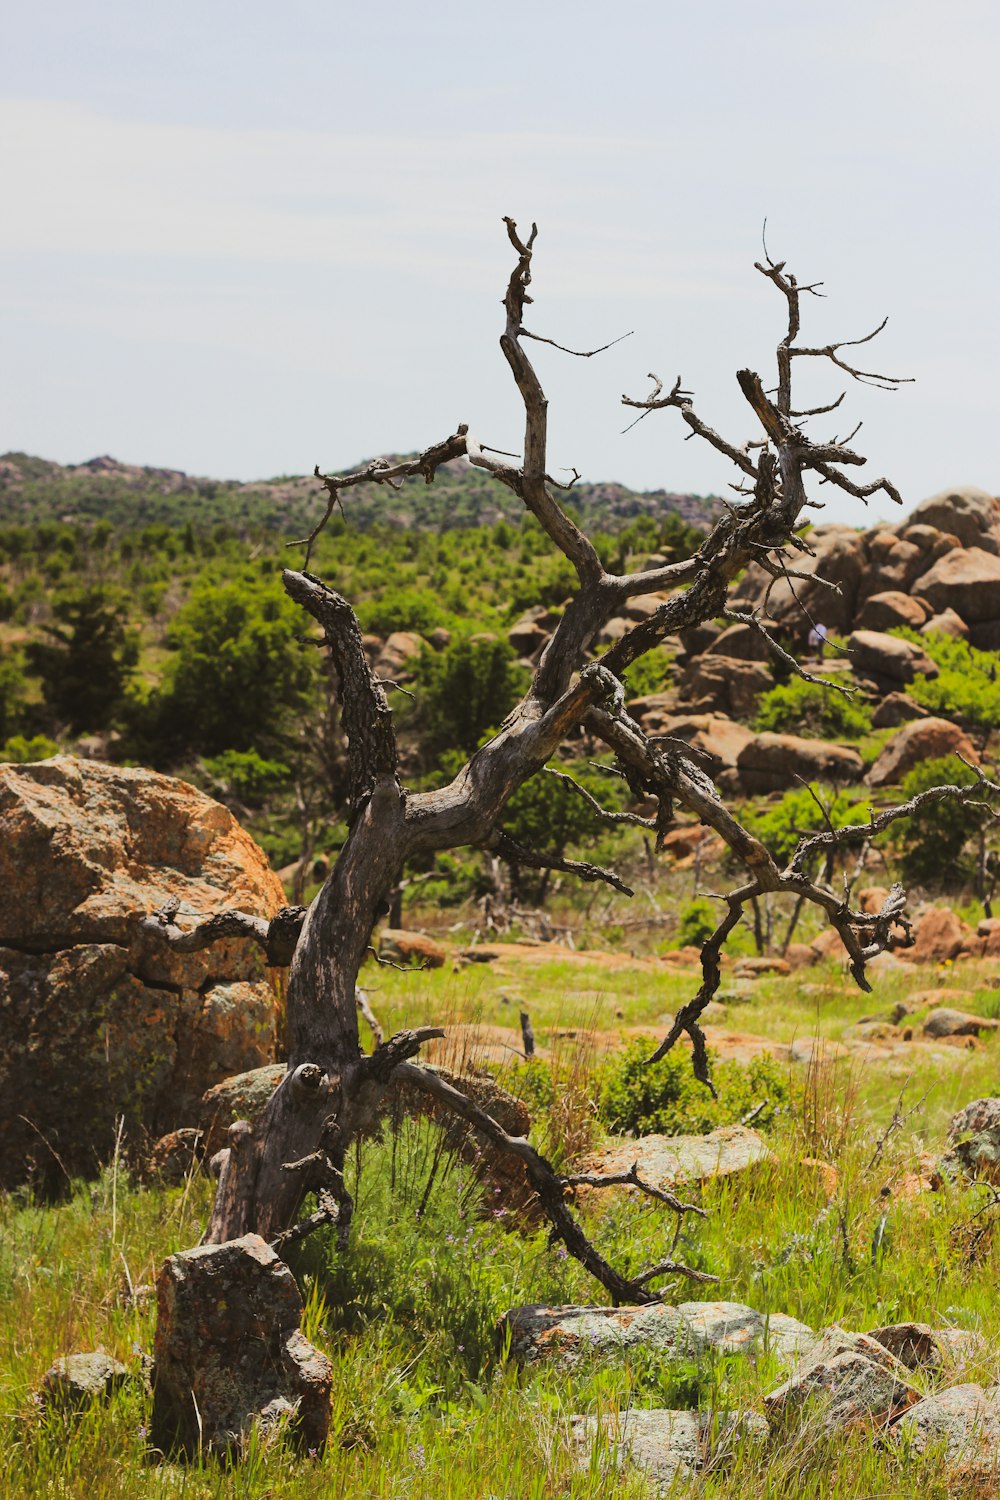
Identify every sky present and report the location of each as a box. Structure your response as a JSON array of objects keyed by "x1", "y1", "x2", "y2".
[{"x1": 2, "y1": 0, "x2": 998, "y2": 525}]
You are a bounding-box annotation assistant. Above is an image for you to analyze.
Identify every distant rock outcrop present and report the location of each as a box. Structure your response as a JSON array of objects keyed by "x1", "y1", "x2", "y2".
[{"x1": 0, "y1": 757, "x2": 284, "y2": 1188}]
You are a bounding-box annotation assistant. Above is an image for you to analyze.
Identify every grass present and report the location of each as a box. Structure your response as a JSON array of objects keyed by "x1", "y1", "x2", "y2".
[{"x1": 2, "y1": 951, "x2": 1000, "y2": 1497}]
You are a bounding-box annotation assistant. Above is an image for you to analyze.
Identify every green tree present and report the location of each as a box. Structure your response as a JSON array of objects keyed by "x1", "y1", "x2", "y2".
[
  {"x1": 154, "y1": 577, "x2": 316, "y2": 756},
  {"x1": 26, "y1": 586, "x2": 138, "y2": 733},
  {"x1": 753, "y1": 674, "x2": 872, "y2": 739},
  {"x1": 411, "y1": 635, "x2": 528, "y2": 758}
]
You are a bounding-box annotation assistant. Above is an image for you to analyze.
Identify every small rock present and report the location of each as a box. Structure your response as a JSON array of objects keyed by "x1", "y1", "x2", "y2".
[
  {"x1": 867, "y1": 1322, "x2": 978, "y2": 1371},
  {"x1": 733, "y1": 956, "x2": 791, "y2": 978},
  {"x1": 377, "y1": 928, "x2": 446, "y2": 968},
  {"x1": 41, "y1": 1351, "x2": 129, "y2": 1411},
  {"x1": 151, "y1": 1234, "x2": 332, "y2": 1458},
  {"x1": 143, "y1": 1128, "x2": 205, "y2": 1185},
  {"x1": 940, "y1": 1097, "x2": 1000, "y2": 1185},
  {"x1": 871, "y1": 694, "x2": 927, "y2": 729},
  {"x1": 789, "y1": 1038, "x2": 850, "y2": 1066},
  {"x1": 923, "y1": 1008, "x2": 998, "y2": 1039},
  {"x1": 892, "y1": 1384, "x2": 1000, "y2": 1466},
  {"x1": 570, "y1": 1407, "x2": 768, "y2": 1490}
]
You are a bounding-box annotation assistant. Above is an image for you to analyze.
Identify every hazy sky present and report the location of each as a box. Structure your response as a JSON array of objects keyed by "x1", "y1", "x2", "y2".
[{"x1": 3, "y1": 1, "x2": 998, "y2": 524}]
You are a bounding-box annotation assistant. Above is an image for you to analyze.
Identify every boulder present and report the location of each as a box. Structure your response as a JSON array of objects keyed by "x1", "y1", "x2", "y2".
[
  {"x1": 651, "y1": 714, "x2": 755, "y2": 776},
  {"x1": 377, "y1": 928, "x2": 447, "y2": 968},
  {"x1": 507, "y1": 617, "x2": 548, "y2": 655},
  {"x1": 733, "y1": 526, "x2": 866, "y2": 636},
  {"x1": 151, "y1": 1235, "x2": 332, "y2": 1457},
  {"x1": 940, "y1": 1097, "x2": 1000, "y2": 1185},
  {"x1": 764, "y1": 1328, "x2": 921, "y2": 1431},
  {"x1": 622, "y1": 591, "x2": 668, "y2": 622},
  {"x1": 913, "y1": 546, "x2": 1000, "y2": 624},
  {"x1": 570, "y1": 1408, "x2": 768, "y2": 1491},
  {"x1": 144, "y1": 1128, "x2": 205, "y2": 1185},
  {"x1": 857, "y1": 887, "x2": 891, "y2": 914},
  {"x1": 41, "y1": 1351, "x2": 130, "y2": 1412},
  {"x1": 866, "y1": 718, "x2": 979, "y2": 788},
  {"x1": 578, "y1": 1125, "x2": 772, "y2": 1194},
  {"x1": 892, "y1": 1384, "x2": 1000, "y2": 1468},
  {"x1": 680, "y1": 657, "x2": 772, "y2": 718},
  {"x1": 921, "y1": 607, "x2": 969, "y2": 640},
  {"x1": 846, "y1": 630, "x2": 938, "y2": 688},
  {"x1": 199, "y1": 1060, "x2": 533, "y2": 1205},
  {"x1": 906, "y1": 485, "x2": 1000, "y2": 555},
  {"x1": 871, "y1": 692, "x2": 927, "y2": 729},
  {"x1": 907, "y1": 906, "x2": 968, "y2": 963},
  {"x1": 502, "y1": 1300, "x2": 816, "y2": 1368},
  {"x1": 705, "y1": 622, "x2": 772, "y2": 661},
  {"x1": 735, "y1": 734, "x2": 863, "y2": 795},
  {"x1": 923, "y1": 1008, "x2": 998, "y2": 1039},
  {"x1": 867, "y1": 1322, "x2": 977, "y2": 1372},
  {"x1": 856, "y1": 592, "x2": 929, "y2": 632},
  {"x1": 733, "y1": 956, "x2": 791, "y2": 978},
  {"x1": 0, "y1": 758, "x2": 284, "y2": 1189}
]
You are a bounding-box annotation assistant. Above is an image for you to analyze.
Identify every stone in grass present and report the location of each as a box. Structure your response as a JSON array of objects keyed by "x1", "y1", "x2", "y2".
[
  {"x1": 867, "y1": 1322, "x2": 980, "y2": 1372},
  {"x1": 892, "y1": 1384, "x2": 1000, "y2": 1470},
  {"x1": 939, "y1": 1097, "x2": 1000, "y2": 1186},
  {"x1": 765, "y1": 1328, "x2": 921, "y2": 1432},
  {"x1": 501, "y1": 1300, "x2": 816, "y2": 1370},
  {"x1": 579, "y1": 1124, "x2": 773, "y2": 1195},
  {"x1": 151, "y1": 1234, "x2": 332, "y2": 1458},
  {"x1": 923, "y1": 1008, "x2": 999, "y2": 1040},
  {"x1": 570, "y1": 1407, "x2": 768, "y2": 1493},
  {"x1": 41, "y1": 1351, "x2": 130, "y2": 1411}
]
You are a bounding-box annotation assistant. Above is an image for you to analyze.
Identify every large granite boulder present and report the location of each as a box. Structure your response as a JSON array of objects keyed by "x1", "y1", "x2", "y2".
[
  {"x1": 0, "y1": 757, "x2": 284, "y2": 1187},
  {"x1": 865, "y1": 718, "x2": 979, "y2": 788},
  {"x1": 679, "y1": 657, "x2": 772, "y2": 718},
  {"x1": 733, "y1": 525, "x2": 865, "y2": 637},
  {"x1": 735, "y1": 734, "x2": 864, "y2": 795},
  {"x1": 856, "y1": 592, "x2": 929, "y2": 633},
  {"x1": 846, "y1": 630, "x2": 938, "y2": 688},
  {"x1": 913, "y1": 547, "x2": 1000, "y2": 625},
  {"x1": 906, "y1": 485, "x2": 1000, "y2": 555}
]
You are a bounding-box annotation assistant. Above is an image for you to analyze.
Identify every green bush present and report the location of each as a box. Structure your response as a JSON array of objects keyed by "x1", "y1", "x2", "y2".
[
  {"x1": 677, "y1": 896, "x2": 717, "y2": 947},
  {"x1": 893, "y1": 756, "x2": 985, "y2": 886},
  {"x1": 897, "y1": 630, "x2": 1000, "y2": 735},
  {"x1": 744, "y1": 785, "x2": 869, "y2": 866},
  {"x1": 411, "y1": 636, "x2": 528, "y2": 757},
  {"x1": 753, "y1": 674, "x2": 871, "y2": 739},
  {"x1": 598, "y1": 1041, "x2": 792, "y2": 1137},
  {"x1": 0, "y1": 733, "x2": 59, "y2": 763},
  {"x1": 202, "y1": 748, "x2": 291, "y2": 803}
]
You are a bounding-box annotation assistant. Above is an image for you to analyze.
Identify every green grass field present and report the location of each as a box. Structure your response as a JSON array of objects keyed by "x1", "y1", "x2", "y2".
[{"x1": 2, "y1": 951, "x2": 999, "y2": 1497}]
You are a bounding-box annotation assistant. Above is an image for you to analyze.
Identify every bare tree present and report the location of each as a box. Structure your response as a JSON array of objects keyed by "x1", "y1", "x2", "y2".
[{"x1": 147, "y1": 219, "x2": 1000, "y2": 1390}]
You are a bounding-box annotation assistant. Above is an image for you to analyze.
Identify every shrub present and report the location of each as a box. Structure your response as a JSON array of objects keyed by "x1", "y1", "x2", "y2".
[
  {"x1": 753, "y1": 674, "x2": 871, "y2": 739},
  {"x1": 202, "y1": 748, "x2": 291, "y2": 803},
  {"x1": 411, "y1": 636, "x2": 528, "y2": 757},
  {"x1": 893, "y1": 756, "x2": 985, "y2": 885},
  {"x1": 1, "y1": 733, "x2": 59, "y2": 763},
  {"x1": 899, "y1": 630, "x2": 1000, "y2": 736},
  {"x1": 744, "y1": 785, "x2": 869, "y2": 867},
  {"x1": 677, "y1": 896, "x2": 717, "y2": 947},
  {"x1": 598, "y1": 1041, "x2": 792, "y2": 1136}
]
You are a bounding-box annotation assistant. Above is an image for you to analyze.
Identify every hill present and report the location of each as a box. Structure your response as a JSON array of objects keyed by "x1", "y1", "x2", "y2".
[{"x1": 0, "y1": 451, "x2": 723, "y2": 535}]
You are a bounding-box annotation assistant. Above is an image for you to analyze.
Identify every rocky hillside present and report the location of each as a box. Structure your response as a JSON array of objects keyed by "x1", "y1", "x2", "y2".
[{"x1": 0, "y1": 451, "x2": 723, "y2": 536}]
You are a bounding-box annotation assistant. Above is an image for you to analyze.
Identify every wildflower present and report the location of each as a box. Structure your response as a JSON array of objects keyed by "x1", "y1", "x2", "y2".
[{"x1": 409, "y1": 1443, "x2": 426, "y2": 1470}]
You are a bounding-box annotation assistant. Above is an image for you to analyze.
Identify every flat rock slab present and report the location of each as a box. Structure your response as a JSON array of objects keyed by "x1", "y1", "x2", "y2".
[
  {"x1": 570, "y1": 1408, "x2": 768, "y2": 1493},
  {"x1": 41, "y1": 1351, "x2": 129, "y2": 1410},
  {"x1": 151, "y1": 1234, "x2": 332, "y2": 1458},
  {"x1": 892, "y1": 1384, "x2": 1000, "y2": 1470},
  {"x1": 502, "y1": 1300, "x2": 816, "y2": 1369},
  {"x1": 580, "y1": 1125, "x2": 773, "y2": 1192}
]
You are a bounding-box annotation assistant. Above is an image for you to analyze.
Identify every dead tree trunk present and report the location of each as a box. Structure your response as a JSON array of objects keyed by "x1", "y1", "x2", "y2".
[{"x1": 145, "y1": 221, "x2": 1000, "y2": 1449}]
